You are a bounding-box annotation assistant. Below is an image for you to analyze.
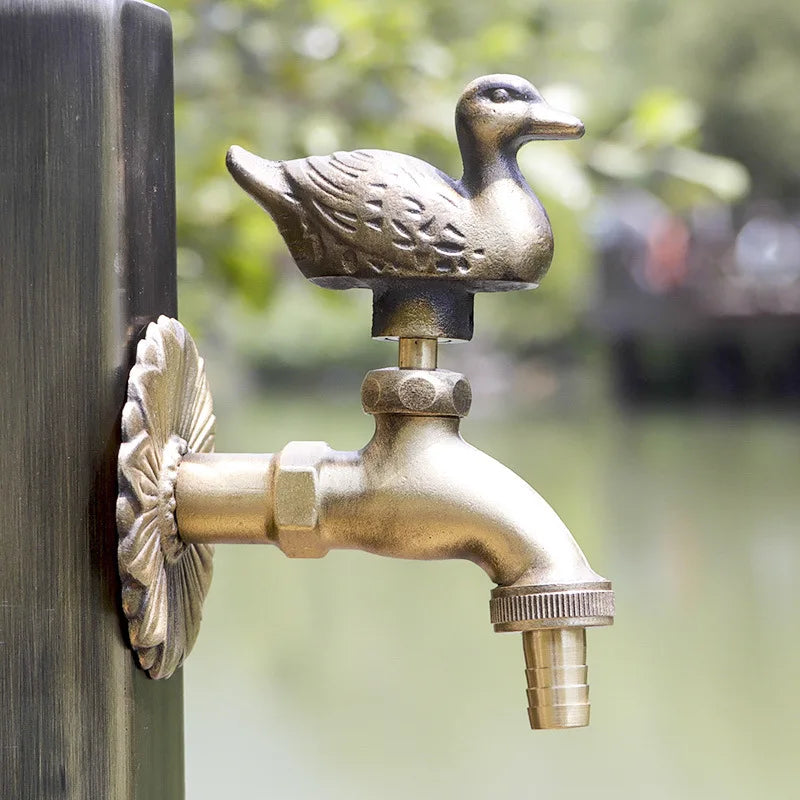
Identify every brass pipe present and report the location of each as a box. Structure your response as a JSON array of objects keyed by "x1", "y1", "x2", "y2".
[{"x1": 177, "y1": 453, "x2": 275, "y2": 544}]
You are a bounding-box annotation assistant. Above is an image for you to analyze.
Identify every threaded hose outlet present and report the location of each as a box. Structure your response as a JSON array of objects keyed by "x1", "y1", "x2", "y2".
[{"x1": 522, "y1": 628, "x2": 589, "y2": 729}]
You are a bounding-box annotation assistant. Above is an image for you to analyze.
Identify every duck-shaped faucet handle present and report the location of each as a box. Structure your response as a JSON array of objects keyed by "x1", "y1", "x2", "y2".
[{"x1": 226, "y1": 74, "x2": 584, "y2": 341}]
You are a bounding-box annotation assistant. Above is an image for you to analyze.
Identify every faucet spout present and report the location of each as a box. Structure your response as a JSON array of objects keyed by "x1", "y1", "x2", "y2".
[
  {"x1": 318, "y1": 414, "x2": 603, "y2": 589},
  {"x1": 317, "y1": 412, "x2": 613, "y2": 730}
]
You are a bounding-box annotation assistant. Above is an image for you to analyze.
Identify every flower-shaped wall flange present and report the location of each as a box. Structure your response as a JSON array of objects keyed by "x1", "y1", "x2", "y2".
[{"x1": 117, "y1": 316, "x2": 216, "y2": 679}]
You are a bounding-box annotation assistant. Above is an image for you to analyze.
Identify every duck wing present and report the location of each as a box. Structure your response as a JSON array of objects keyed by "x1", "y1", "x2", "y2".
[{"x1": 282, "y1": 149, "x2": 476, "y2": 275}]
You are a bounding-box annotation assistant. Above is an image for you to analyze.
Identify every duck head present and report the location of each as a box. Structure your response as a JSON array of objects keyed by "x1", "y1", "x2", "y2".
[
  {"x1": 456, "y1": 74, "x2": 584, "y2": 191},
  {"x1": 457, "y1": 74, "x2": 584, "y2": 148}
]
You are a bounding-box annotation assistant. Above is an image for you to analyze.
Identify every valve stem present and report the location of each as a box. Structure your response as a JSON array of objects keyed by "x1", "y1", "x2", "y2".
[
  {"x1": 522, "y1": 627, "x2": 590, "y2": 729},
  {"x1": 398, "y1": 337, "x2": 438, "y2": 370}
]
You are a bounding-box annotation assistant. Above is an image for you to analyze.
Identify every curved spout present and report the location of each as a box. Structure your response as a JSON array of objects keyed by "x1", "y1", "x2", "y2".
[
  {"x1": 176, "y1": 413, "x2": 609, "y2": 590},
  {"x1": 318, "y1": 414, "x2": 605, "y2": 589}
]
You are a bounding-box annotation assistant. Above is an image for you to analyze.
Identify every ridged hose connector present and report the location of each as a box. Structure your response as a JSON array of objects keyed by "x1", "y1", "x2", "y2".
[{"x1": 523, "y1": 628, "x2": 589, "y2": 729}]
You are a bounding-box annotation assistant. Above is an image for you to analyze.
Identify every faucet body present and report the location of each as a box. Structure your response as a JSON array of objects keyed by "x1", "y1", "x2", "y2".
[
  {"x1": 175, "y1": 360, "x2": 614, "y2": 728},
  {"x1": 177, "y1": 413, "x2": 603, "y2": 589},
  {"x1": 118, "y1": 77, "x2": 614, "y2": 722}
]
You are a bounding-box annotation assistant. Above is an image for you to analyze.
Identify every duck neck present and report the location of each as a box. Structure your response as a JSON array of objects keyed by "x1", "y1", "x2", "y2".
[{"x1": 457, "y1": 126, "x2": 523, "y2": 197}]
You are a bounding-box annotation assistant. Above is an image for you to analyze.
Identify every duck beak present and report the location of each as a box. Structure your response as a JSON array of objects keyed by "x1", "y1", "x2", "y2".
[{"x1": 525, "y1": 101, "x2": 585, "y2": 140}]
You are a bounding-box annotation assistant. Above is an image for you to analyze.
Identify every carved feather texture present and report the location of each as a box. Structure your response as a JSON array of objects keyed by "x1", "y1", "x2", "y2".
[
  {"x1": 117, "y1": 316, "x2": 215, "y2": 679},
  {"x1": 226, "y1": 75, "x2": 575, "y2": 289},
  {"x1": 280, "y1": 149, "x2": 485, "y2": 275}
]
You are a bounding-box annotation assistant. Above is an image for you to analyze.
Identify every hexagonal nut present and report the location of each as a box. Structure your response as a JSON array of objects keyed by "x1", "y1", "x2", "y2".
[
  {"x1": 361, "y1": 368, "x2": 472, "y2": 417},
  {"x1": 274, "y1": 441, "x2": 331, "y2": 558}
]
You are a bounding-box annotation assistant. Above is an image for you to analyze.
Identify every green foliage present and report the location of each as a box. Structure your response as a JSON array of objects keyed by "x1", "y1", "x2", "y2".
[{"x1": 161, "y1": 0, "x2": 794, "y2": 364}]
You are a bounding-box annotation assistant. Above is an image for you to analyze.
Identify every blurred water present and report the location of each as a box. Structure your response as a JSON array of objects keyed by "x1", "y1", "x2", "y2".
[{"x1": 185, "y1": 392, "x2": 800, "y2": 799}]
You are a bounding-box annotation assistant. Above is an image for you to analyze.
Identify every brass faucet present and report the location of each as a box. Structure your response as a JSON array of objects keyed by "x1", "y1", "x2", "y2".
[{"x1": 117, "y1": 75, "x2": 614, "y2": 730}]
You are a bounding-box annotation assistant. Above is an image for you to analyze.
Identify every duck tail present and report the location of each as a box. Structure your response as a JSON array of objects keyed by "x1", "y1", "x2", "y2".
[{"x1": 226, "y1": 145, "x2": 293, "y2": 214}]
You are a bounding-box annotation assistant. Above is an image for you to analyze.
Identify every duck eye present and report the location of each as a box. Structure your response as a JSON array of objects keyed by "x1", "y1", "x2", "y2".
[{"x1": 489, "y1": 88, "x2": 510, "y2": 103}]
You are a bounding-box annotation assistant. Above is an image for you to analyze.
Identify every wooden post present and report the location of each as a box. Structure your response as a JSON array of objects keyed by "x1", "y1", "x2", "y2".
[{"x1": 0, "y1": 1, "x2": 184, "y2": 796}]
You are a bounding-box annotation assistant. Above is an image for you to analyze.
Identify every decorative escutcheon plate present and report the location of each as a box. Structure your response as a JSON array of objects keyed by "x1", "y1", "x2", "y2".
[{"x1": 117, "y1": 316, "x2": 216, "y2": 679}]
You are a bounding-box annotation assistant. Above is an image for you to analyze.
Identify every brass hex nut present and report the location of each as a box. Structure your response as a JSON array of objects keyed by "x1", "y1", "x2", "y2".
[
  {"x1": 361, "y1": 368, "x2": 472, "y2": 417},
  {"x1": 274, "y1": 440, "x2": 330, "y2": 558}
]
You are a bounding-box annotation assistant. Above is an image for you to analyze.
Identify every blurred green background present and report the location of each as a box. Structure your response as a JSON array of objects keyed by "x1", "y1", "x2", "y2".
[{"x1": 159, "y1": 1, "x2": 800, "y2": 797}]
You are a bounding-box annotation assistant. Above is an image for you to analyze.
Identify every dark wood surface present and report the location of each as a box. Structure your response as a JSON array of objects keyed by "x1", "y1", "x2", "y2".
[{"x1": 0, "y1": 2, "x2": 183, "y2": 796}]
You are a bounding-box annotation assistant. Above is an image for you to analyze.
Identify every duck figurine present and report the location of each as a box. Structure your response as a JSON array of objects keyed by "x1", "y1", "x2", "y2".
[{"x1": 226, "y1": 74, "x2": 584, "y2": 341}]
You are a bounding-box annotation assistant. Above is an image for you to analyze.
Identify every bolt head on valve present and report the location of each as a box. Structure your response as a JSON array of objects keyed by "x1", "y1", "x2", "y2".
[{"x1": 361, "y1": 368, "x2": 472, "y2": 417}]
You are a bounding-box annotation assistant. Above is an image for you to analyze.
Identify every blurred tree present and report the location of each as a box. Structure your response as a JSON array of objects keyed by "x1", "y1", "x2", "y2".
[{"x1": 162, "y1": 0, "x2": 793, "y2": 365}]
